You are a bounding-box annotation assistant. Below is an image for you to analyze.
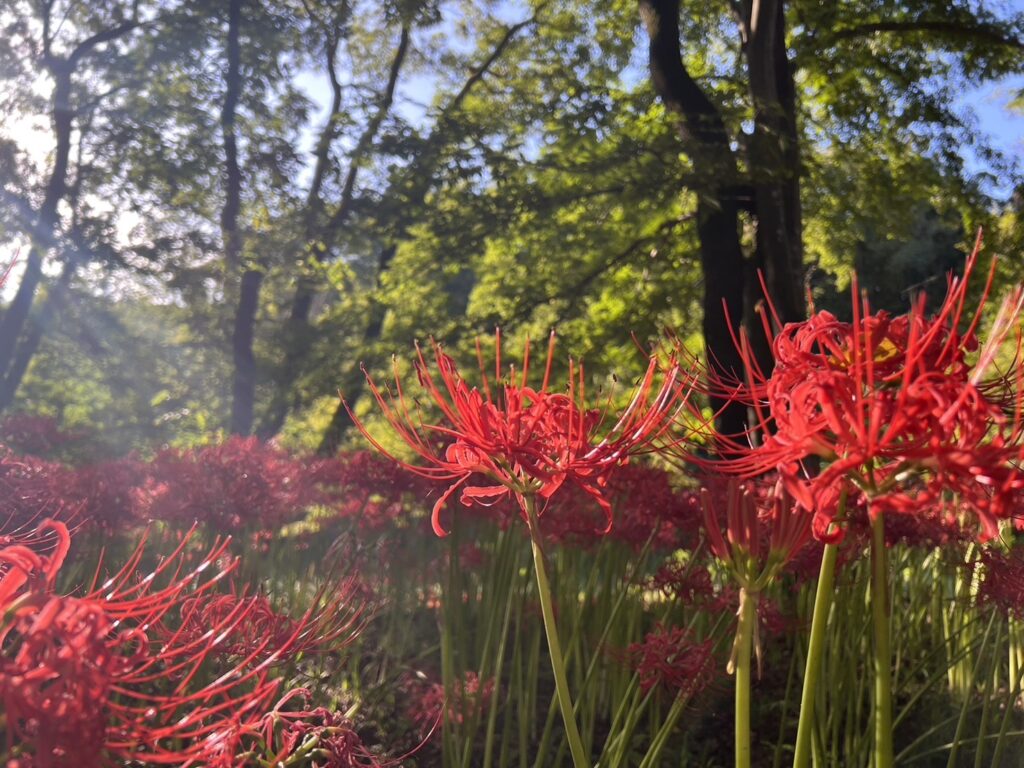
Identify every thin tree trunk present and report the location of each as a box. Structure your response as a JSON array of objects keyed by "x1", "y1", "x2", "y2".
[
  {"x1": 0, "y1": 67, "x2": 73, "y2": 378},
  {"x1": 0, "y1": 7, "x2": 139, "y2": 389},
  {"x1": 311, "y1": 14, "x2": 544, "y2": 448},
  {"x1": 231, "y1": 268, "x2": 262, "y2": 434},
  {"x1": 0, "y1": 258, "x2": 77, "y2": 411},
  {"x1": 258, "y1": 23, "x2": 410, "y2": 437}
]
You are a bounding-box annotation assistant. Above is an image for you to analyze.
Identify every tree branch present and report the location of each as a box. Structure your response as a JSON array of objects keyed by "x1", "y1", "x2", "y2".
[
  {"x1": 68, "y1": 17, "x2": 141, "y2": 67},
  {"x1": 826, "y1": 19, "x2": 1024, "y2": 50},
  {"x1": 329, "y1": 23, "x2": 410, "y2": 229}
]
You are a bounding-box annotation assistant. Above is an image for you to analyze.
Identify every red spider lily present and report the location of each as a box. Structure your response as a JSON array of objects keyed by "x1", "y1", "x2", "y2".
[
  {"x1": 237, "y1": 689, "x2": 389, "y2": 767},
  {"x1": 700, "y1": 477, "x2": 814, "y2": 591},
  {"x1": 0, "y1": 450, "x2": 81, "y2": 542},
  {"x1": 979, "y1": 547, "x2": 1024, "y2": 618},
  {"x1": 712, "y1": 233, "x2": 1024, "y2": 542},
  {"x1": 463, "y1": 462, "x2": 702, "y2": 552},
  {"x1": 200, "y1": 688, "x2": 404, "y2": 767},
  {"x1": 348, "y1": 330, "x2": 696, "y2": 536},
  {"x1": 405, "y1": 671, "x2": 495, "y2": 738},
  {"x1": 140, "y1": 437, "x2": 333, "y2": 532},
  {"x1": 63, "y1": 457, "x2": 150, "y2": 534},
  {"x1": 648, "y1": 560, "x2": 717, "y2": 603},
  {"x1": 0, "y1": 521, "x2": 361, "y2": 767},
  {"x1": 0, "y1": 518, "x2": 68, "y2": 607},
  {"x1": 172, "y1": 577, "x2": 370, "y2": 664},
  {"x1": 317, "y1": 450, "x2": 433, "y2": 533},
  {"x1": 619, "y1": 625, "x2": 718, "y2": 697},
  {"x1": 0, "y1": 414, "x2": 81, "y2": 459}
]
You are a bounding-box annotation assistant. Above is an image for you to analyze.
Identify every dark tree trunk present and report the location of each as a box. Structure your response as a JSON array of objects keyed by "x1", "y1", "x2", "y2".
[
  {"x1": 0, "y1": 8, "x2": 138, "y2": 406},
  {"x1": 222, "y1": 0, "x2": 258, "y2": 435},
  {"x1": 742, "y1": 0, "x2": 804, "y2": 326},
  {"x1": 231, "y1": 268, "x2": 262, "y2": 434},
  {"x1": 640, "y1": 0, "x2": 749, "y2": 437}
]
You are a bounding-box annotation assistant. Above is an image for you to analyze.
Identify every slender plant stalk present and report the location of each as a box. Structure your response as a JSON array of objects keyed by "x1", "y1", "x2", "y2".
[
  {"x1": 793, "y1": 540, "x2": 839, "y2": 768},
  {"x1": 525, "y1": 496, "x2": 591, "y2": 768},
  {"x1": 734, "y1": 587, "x2": 757, "y2": 768},
  {"x1": 871, "y1": 510, "x2": 894, "y2": 768}
]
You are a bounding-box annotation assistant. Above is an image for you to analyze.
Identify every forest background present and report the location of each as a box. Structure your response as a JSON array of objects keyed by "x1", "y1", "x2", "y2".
[{"x1": 0, "y1": 0, "x2": 1023, "y2": 457}]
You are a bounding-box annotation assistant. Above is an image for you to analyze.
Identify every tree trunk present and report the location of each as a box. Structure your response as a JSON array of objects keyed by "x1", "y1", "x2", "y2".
[
  {"x1": 0, "y1": 66, "x2": 74, "y2": 379},
  {"x1": 0, "y1": 258, "x2": 77, "y2": 411},
  {"x1": 312, "y1": 16, "x2": 541, "y2": 449},
  {"x1": 316, "y1": 245, "x2": 394, "y2": 456},
  {"x1": 230, "y1": 268, "x2": 262, "y2": 435},
  {"x1": 640, "y1": 0, "x2": 749, "y2": 437},
  {"x1": 742, "y1": 0, "x2": 804, "y2": 326},
  {"x1": 222, "y1": 0, "x2": 257, "y2": 435},
  {"x1": 258, "y1": 25, "x2": 409, "y2": 438},
  {"x1": 267, "y1": 15, "x2": 538, "y2": 442}
]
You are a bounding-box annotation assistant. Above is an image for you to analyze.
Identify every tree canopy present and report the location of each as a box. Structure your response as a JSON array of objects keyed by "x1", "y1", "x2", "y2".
[{"x1": 0, "y1": 0, "x2": 1021, "y2": 451}]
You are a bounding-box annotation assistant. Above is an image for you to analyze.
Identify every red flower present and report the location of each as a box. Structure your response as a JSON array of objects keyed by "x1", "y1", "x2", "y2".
[
  {"x1": 620, "y1": 625, "x2": 718, "y2": 697},
  {"x1": 140, "y1": 437, "x2": 332, "y2": 533},
  {"x1": 0, "y1": 521, "x2": 361, "y2": 767},
  {"x1": 349, "y1": 331, "x2": 695, "y2": 536},
  {"x1": 171, "y1": 578, "x2": 369, "y2": 665},
  {"x1": 203, "y1": 689, "x2": 388, "y2": 768},
  {"x1": 979, "y1": 547, "x2": 1024, "y2": 618},
  {"x1": 700, "y1": 477, "x2": 813, "y2": 590},
  {"x1": 405, "y1": 670, "x2": 495, "y2": 738},
  {"x1": 714, "y1": 234, "x2": 1024, "y2": 541}
]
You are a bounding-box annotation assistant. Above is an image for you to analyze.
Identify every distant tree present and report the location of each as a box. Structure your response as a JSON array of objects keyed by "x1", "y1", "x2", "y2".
[{"x1": 0, "y1": 1, "x2": 146, "y2": 405}]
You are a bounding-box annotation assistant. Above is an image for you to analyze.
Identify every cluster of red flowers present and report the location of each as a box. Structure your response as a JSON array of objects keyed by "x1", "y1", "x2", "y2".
[
  {"x1": 404, "y1": 670, "x2": 495, "y2": 738},
  {"x1": 141, "y1": 437, "x2": 337, "y2": 532},
  {"x1": 0, "y1": 518, "x2": 363, "y2": 766},
  {"x1": 978, "y1": 547, "x2": 1024, "y2": 619},
  {"x1": 350, "y1": 331, "x2": 695, "y2": 538},
  {"x1": 0, "y1": 450, "x2": 82, "y2": 537},
  {"x1": 454, "y1": 462, "x2": 702, "y2": 552},
  {"x1": 715, "y1": 235, "x2": 1024, "y2": 542},
  {"x1": 620, "y1": 625, "x2": 718, "y2": 697},
  {"x1": 0, "y1": 415, "x2": 81, "y2": 459},
  {"x1": 0, "y1": 429, "x2": 455, "y2": 542},
  {"x1": 200, "y1": 690, "x2": 387, "y2": 768},
  {"x1": 317, "y1": 450, "x2": 434, "y2": 533}
]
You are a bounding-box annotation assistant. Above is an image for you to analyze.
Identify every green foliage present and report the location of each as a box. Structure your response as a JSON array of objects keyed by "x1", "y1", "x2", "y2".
[{"x1": 0, "y1": 0, "x2": 1020, "y2": 448}]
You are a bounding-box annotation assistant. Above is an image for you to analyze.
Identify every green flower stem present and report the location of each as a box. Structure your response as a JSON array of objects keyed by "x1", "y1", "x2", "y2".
[
  {"x1": 734, "y1": 587, "x2": 758, "y2": 768},
  {"x1": 793, "y1": 540, "x2": 839, "y2": 768},
  {"x1": 871, "y1": 510, "x2": 894, "y2": 768},
  {"x1": 525, "y1": 496, "x2": 591, "y2": 768}
]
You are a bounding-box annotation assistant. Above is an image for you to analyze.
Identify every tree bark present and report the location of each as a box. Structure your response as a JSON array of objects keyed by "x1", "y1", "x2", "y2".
[
  {"x1": 222, "y1": 0, "x2": 259, "y2": 435},
  {"x1": 0, "y1": 258, "x2": 77, "y2": 411},
  {"x1": 742, "y1": 0, "x2": 804, "y2": 326},
  {"x1": 0, "y1": 7, "x2": 139, "y2": 392},
  {"x1": 0, "y1": 66, "x2": 73, "y2": 379},
  {"x1": 640, "y1": 0, "x2": 749, "y2": 436},
  {"x1": 230, "y1": 268, "x2": 262, "y2": 435}
]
